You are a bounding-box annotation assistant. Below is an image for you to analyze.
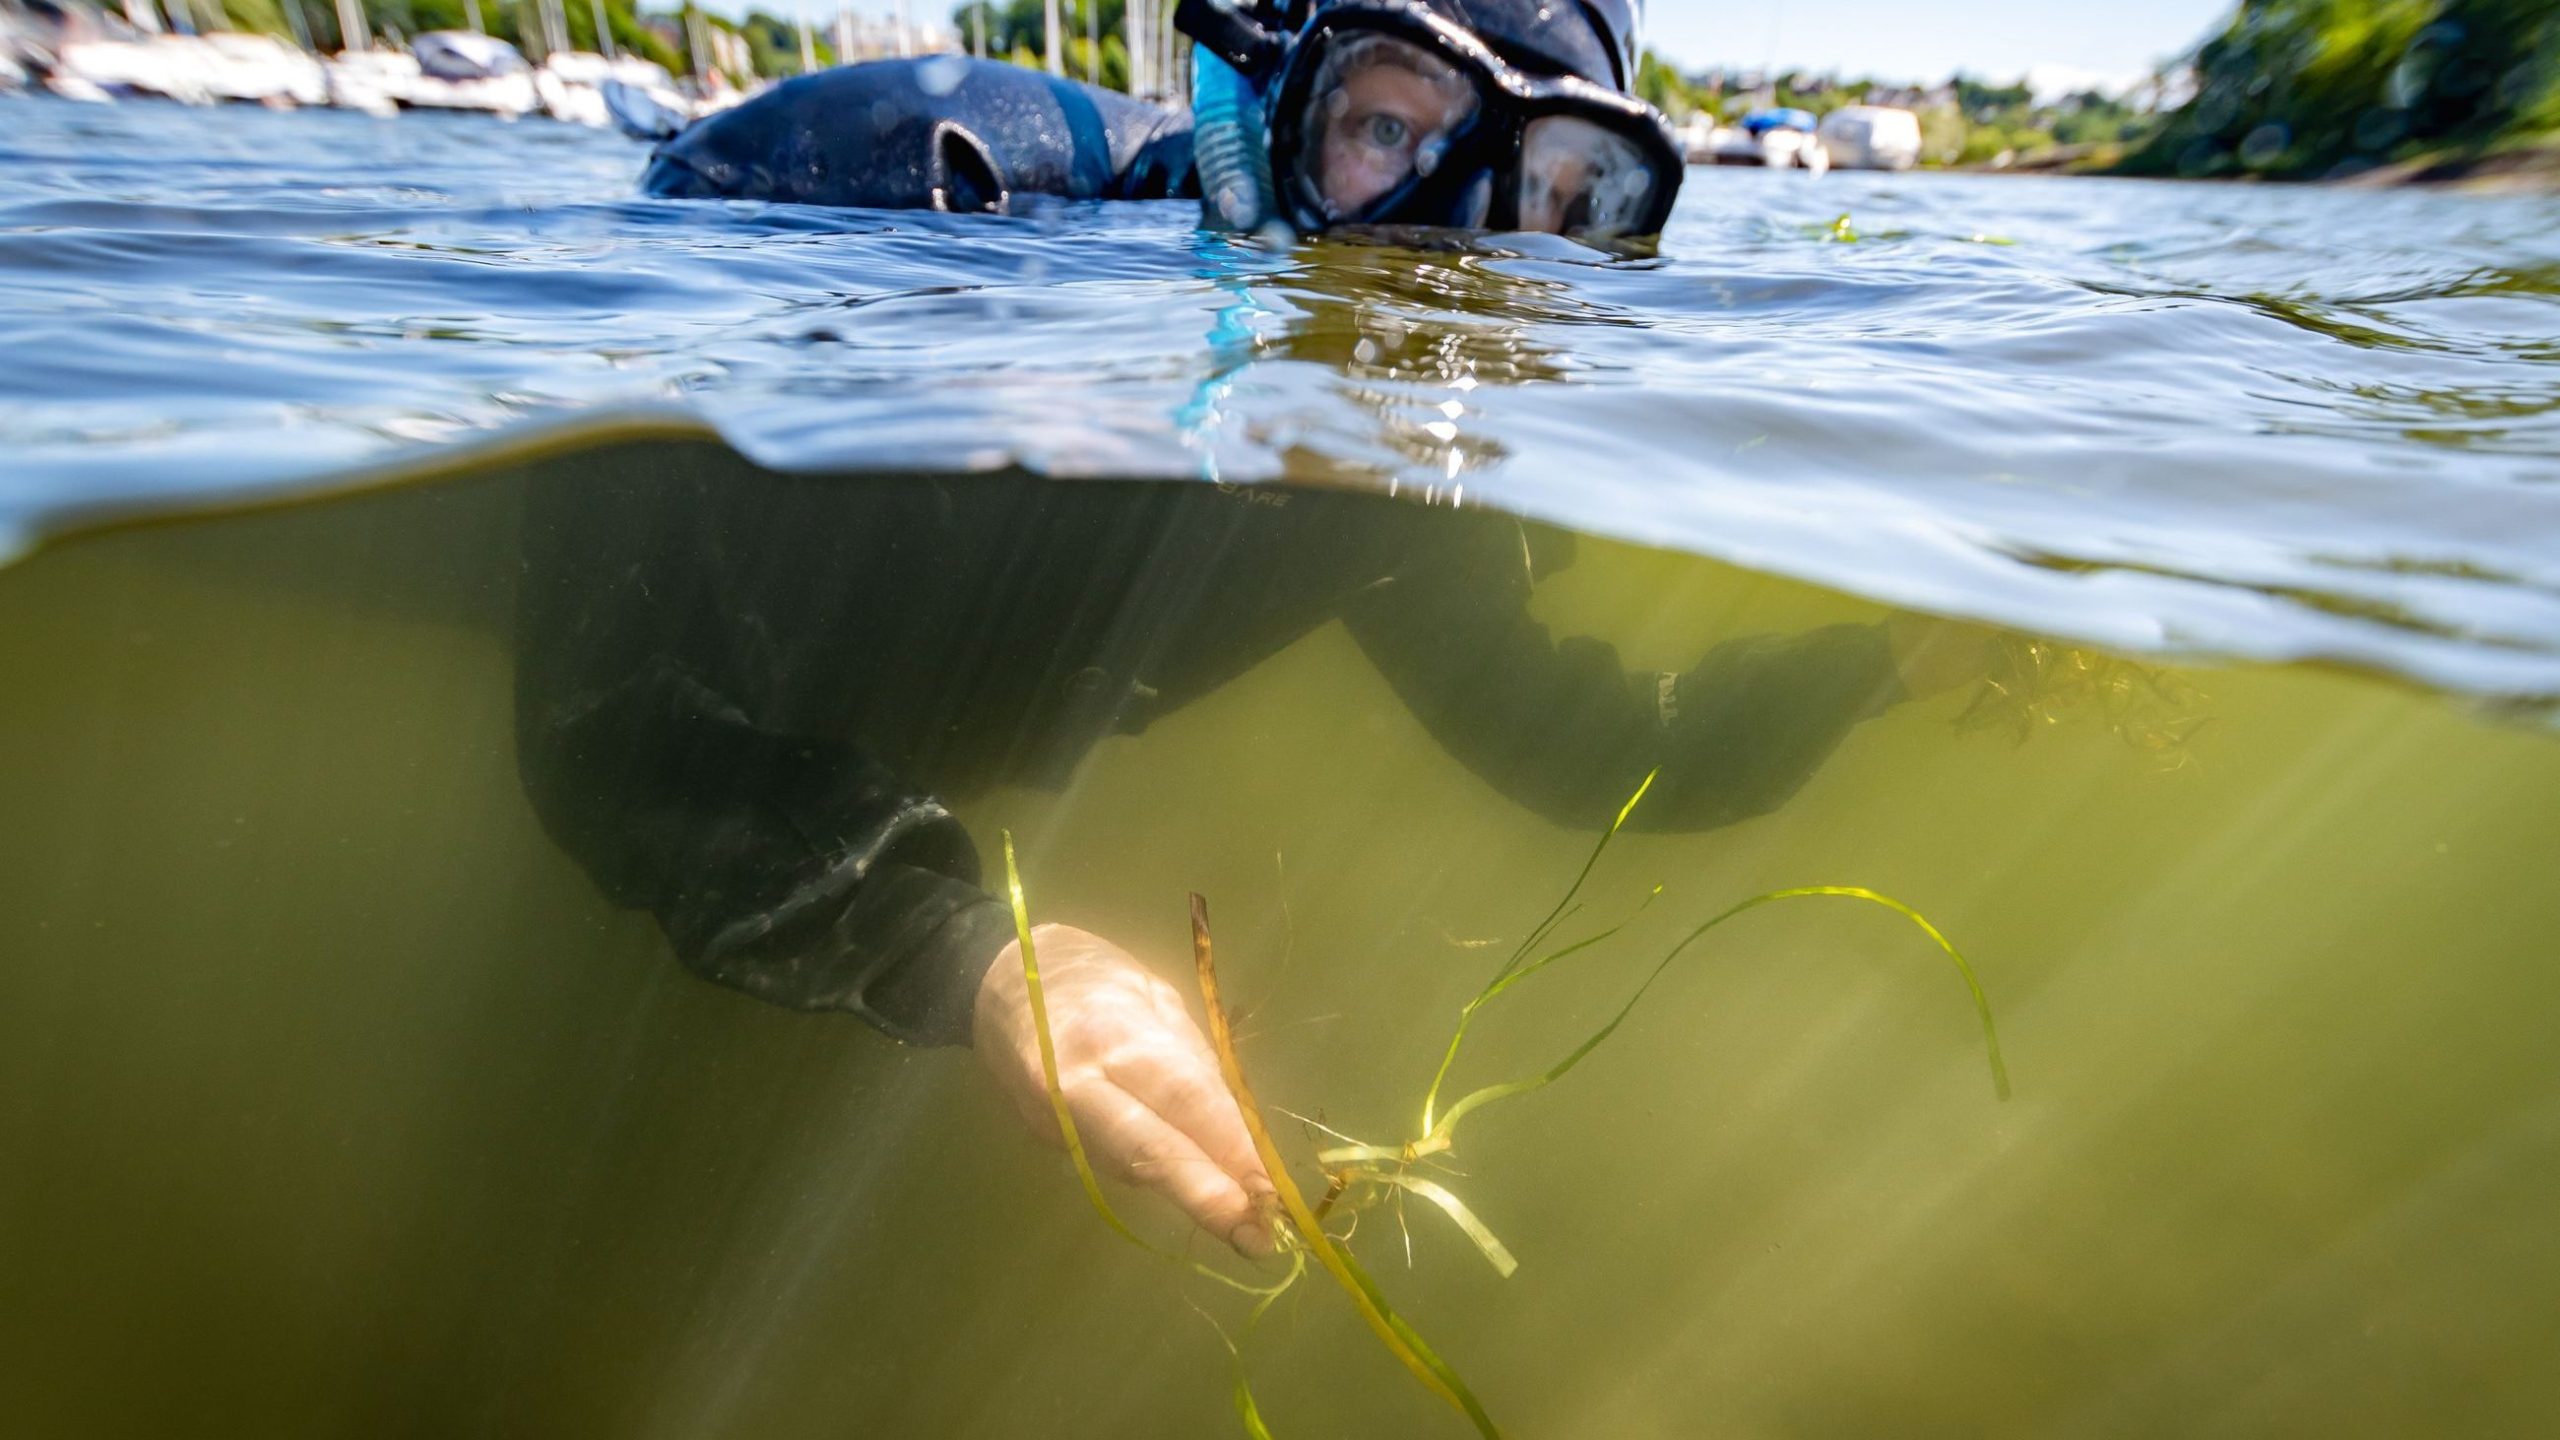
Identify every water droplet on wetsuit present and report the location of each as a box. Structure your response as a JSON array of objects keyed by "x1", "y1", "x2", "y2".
[{"x1": 918, "y1": 54, "x2": 969, "y2": 97}]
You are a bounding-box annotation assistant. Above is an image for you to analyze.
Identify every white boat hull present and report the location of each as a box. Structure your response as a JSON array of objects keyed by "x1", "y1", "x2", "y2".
[{"x1": 1817, "y1": 106, "x2": 1925, "y2": 171}]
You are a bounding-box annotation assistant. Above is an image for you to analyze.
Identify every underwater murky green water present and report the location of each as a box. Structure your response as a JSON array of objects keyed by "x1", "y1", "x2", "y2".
[{"x1": 4, "y1": 437, "x2": 2556, "y2": 1437}]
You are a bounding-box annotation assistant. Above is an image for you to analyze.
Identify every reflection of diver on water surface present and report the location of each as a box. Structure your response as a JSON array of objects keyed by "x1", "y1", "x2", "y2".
[{"x1": 515, "y1": 459, "x2": 1991, "y2": 1255}]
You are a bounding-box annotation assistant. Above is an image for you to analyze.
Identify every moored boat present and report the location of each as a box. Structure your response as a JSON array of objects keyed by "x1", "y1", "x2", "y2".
[
  {"x1": 1711, "y1": 107, "x2": 1830, "y2": 171},
  {"x1": 1818, "y1": 104, "x2": 1923, "y2": 171},
  {"x1": 535, "y1": 50, "x2": 684, "y2": 129},
  {"x1": 324, "y1": 47, "x2": 411, "y2": 116},
  {"x1": 401, "y1": 31, "x2": 538, "y2": 118},
  {"x1": 55, "y1": 32, "x2": 334, "y2": 106}
]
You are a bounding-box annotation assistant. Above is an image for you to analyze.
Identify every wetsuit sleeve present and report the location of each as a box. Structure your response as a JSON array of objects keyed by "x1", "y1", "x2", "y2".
[
  {"x1": 640, "y1": 57, "x2": 1196, "y2": 211},
  {"x1": 512, "y1": 487, "x2": 1014, "y2": 1049},
  {"x1": 1341, "y1": 533, "x2": 1905, "y2": 832},
  {"x1": 516, "y1": 662, "x2": 1014, "y2": 1046}
]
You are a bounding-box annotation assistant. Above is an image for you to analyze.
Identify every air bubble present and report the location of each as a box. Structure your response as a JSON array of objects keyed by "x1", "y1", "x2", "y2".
[{"x1": 918, "y1": 54, "x2": 969, "y2": 97}]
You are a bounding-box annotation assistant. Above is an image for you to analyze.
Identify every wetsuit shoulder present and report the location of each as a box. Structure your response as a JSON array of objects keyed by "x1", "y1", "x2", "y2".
[{"x1": 641, "y1": 57, "x2": 1197, "y2": 212}]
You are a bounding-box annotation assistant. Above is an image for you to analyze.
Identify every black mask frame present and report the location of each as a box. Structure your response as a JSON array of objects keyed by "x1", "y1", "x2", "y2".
[{"x1": 1183, "y1": 0, "x2": 1684, "y2": 240}]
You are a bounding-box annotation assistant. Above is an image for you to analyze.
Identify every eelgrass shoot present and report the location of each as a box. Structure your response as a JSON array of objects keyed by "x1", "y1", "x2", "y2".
[{"x1": 999, "y1": 773, "x2": 2011, "y2": 1438}]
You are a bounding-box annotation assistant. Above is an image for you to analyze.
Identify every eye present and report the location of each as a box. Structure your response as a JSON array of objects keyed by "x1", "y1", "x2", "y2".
[{"x1": 1363, "y1": 114, "x2": 1411, "y2": 150}]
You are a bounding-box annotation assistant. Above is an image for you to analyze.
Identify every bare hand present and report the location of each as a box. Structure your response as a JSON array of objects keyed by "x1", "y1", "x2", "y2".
[{"x1": 974, "y1": 924, "x2": 1276, "y2": 1257}]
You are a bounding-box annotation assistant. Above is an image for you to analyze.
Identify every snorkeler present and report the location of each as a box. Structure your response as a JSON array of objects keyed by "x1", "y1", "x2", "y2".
[
  {"x1": 639, "y1": 0, "x2": 1684, "y2": 245},
  {"x1": 532, "y1": 1, "x2": 1984, "y2": 1262}
]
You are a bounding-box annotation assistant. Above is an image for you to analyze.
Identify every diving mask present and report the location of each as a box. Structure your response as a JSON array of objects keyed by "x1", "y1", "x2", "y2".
[{"x1": 1180, "y1": 0, "x2": 1683, "y2": 242}]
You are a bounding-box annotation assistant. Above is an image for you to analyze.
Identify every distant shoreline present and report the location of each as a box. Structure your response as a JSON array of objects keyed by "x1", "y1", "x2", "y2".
[
  {"x1": 1942, "y1": 138, "x2": 2560, "y2": 192},
  {"x1": 2334, "y1": 142, "x2": 2560, "y2": 193}
]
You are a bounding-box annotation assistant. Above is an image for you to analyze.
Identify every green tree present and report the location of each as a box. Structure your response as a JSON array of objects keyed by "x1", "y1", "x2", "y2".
[
  {"x1": 1917, "y1": 103, "x2": 1968, "y2": 164},
  {"x1": 735, "y1": 8, "x2": 833, "y2": 75},
  {"x1": 244, "y1": 0, "x2": 678, "y2": 72},
  {"x1": 1635, "y1": 48, "x2": 1706, "y2": 118},
  {"x1": 951, "y1": 0, "x2": 1128, "y2": 79},
  {"x1": 2122, "y1": 0, "x2": 2560, "y2": 177},
  {"x1": 210, "y1": 0, "x2": 300, "y2": 38}
]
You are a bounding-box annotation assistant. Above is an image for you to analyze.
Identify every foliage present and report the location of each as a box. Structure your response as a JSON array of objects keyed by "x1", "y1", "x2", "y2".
[
  {"x1": 1649, "y1": 55, "x2": 2157, "y2": 168},
  {"x1": 207, "y1": 0, "x2": 301, "y2": 40},
  {"x1": 732, "y1": 8, "x2": 831, "y2": 76},
  {"x1": 200, "y1": 0, "x2": 1153, "y2": 86},
  {"x1": 1634, "y1": 47, "x2": 1707, "y2": 119},
  {"x1": 1939, "y1": 75, "x2": 2151, "y2": 167},
  {"x1": 214, "y1": 0, "x2": 679, "y2": 73},
  {"x1": 951, "y1": 0, "x2": 1126, "y2": 67},
  {"x1": 1915, "y1": 103, "x2": 1970, "y2": 165},
  {"x1": 2121, "y1": 0, "x2": 2560, "y2": 178}
]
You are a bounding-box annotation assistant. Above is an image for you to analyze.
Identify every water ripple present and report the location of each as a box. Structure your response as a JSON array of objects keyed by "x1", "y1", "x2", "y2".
[{"x1": 3, "y1": 97, "x2": 2559, "y2": 709}]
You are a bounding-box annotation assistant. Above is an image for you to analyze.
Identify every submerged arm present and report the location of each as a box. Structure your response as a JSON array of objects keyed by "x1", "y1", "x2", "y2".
[
  {"x1": 511, "y1": 479, "x2": 1271, "y2": 1244},
  {"x1": 1343, "y1": 532, "x2": 1916, "y2": 832},
  {"x1": 515, "y1": 650, "x2": 1017, "y2": 1046}
]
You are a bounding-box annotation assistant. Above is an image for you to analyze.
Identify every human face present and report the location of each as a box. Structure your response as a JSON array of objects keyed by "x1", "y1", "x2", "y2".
[
  {"x1": 1259, "y1": 2, "x2": 1683, "y2": 239},
  {"x1": 1308, "y1": 38, "x2": 1479, "y2": 217}
]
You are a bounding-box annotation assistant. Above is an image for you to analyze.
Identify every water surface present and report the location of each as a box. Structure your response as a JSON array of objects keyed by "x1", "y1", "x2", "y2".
[{"x1": 4, "y1": 97, "x2": 2559, "y2": 705}]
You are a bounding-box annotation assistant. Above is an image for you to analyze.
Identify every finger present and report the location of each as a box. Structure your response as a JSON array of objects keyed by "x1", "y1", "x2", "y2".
[
  {"x1": 1124, "y1": 983, "x2": 1273, "y2": 1183},
  {"x1": 1105, "y1": 1041, "x2": 1273, "y2": 1203},
  {"x1": 1070, "y1": 1079, "x2": 1271, "y2": 1257}
]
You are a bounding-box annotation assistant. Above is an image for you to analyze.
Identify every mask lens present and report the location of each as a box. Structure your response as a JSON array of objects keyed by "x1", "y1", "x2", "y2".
[
  {"x1": 1517, "y1": 115, "x2": 1665, "y2": 240},
  {"x1": 1300, "y1": 34, "x2": 1481, "y2": 222}
]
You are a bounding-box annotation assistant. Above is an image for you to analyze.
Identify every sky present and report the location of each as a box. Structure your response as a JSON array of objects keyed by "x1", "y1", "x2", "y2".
[
  {"x1": 696, "y1": 0, "x2": 2241, "y2": 94},
  {"x1": 1641, "y1": 0, "x2": 2236, "y2": 89}
]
